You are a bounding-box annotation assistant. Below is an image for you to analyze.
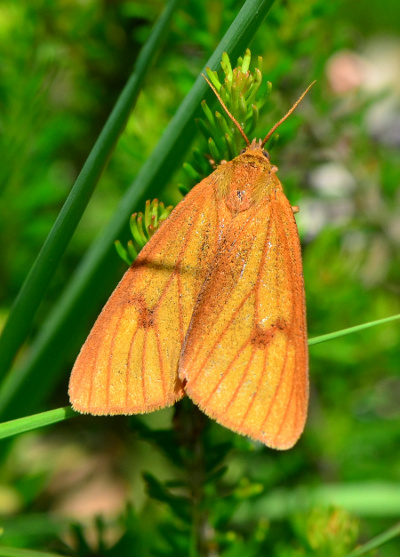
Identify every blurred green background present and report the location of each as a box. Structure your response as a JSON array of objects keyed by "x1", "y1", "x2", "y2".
[{"x1": 0, "y1": 0, "x2": 399, "y2": 555}]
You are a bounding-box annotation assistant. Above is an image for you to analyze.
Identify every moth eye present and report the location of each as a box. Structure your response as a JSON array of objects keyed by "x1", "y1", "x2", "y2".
[
  {"x1": 240, "y1": 148, "x2": 246, "y2": 154},
  {"x1": 262, "y1": 150, "x2": 270, "y2": 159}
]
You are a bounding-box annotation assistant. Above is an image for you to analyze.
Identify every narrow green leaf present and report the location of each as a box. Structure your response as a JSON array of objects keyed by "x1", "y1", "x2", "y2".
[
  {"x1": 241, "y1": 48, "x2": 252, "y2": 73},
  {"x1": 143, "y1": 199, "x2": 152, "y2": 230},
  {"x1": 224, "y1": 132, "x2": 237, "y2": 161},
  {"x1": 221, "y1": 51, "x2": 234, "y2": 82},
  {"x1": 235, "y1": 482, "x2": 400, "y2": 522},
  {"x1": 309, "y1": 314, "x2": 400, "y2": 346},
  {"x1": 0, "y1": 407, "x2": 76, "y2": 440},
  {"x1": 249, "y1": 103, "x2": 259, "y2": 135},
  {"x1": 130, "y1": 215, "x2": 145, "y2": 247},
  {"x1": 159, "y1": 203, "x2": 174, "y2": 221},
  {"x1": 238, "y1": 92, "x2": 248, "y2": 123},
  {"x1": 0, "y1": 548, "x2": 63, "y2": 557},
  {"x1": 196, "y1": 116, "x2": 213, "y2": 141},
  {"x1": 208, "y1": 137, "x2": 221, "y2": 162},
  {"x1": 183, "y1": 162, "x2": 202, "y2": 181},
  {"x1": 205, "y1": 67, "x2": 221, "y2": 90},
  {"x1": 201, "y1": 99, "x2": 217, "y2": 128},
  {"x1": 215, "y1": 110, "x2": 232, "y2": 137},
  {"x1": 127, "y1": 240, "x2": 138, "y2": 262},
  {"x1": 136, "y1": 216, "x2": 148, "y2": 245},
  {"x1": 114, "y1": 240, "x2": 132, "y2": 266},
  {"x1": 246, "y1": 68, "x2": 263, "y2": 106},
  {"x1": 178, "y1": 184, "x2": 190, "y2": 196},
  {"x1": 0, "y1": 0, "x2": 182, "y2": 380},
  {"x1": 346, "y1": 521, "x2": 400, "y2": 557},
  {"x1": 150, "y1": 200, "x2": 160, "y2": 227}
]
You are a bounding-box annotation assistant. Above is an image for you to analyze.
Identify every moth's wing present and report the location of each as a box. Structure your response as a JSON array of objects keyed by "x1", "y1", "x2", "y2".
[
  {"x1": 69, "y1": 175, "x2": 222, "y2": 415},
  {"x1": 179, "y1": 189, "x2": 308, "y2": 449}
]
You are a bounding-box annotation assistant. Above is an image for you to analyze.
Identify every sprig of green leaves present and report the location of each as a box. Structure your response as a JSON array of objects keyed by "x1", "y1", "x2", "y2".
[{"x1": 115, "y1": 199, "x2": 173, "y2": 265}]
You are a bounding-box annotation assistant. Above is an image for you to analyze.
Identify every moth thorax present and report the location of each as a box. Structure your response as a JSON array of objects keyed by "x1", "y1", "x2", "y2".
[{"x1": 224, "y1": 162, "x2": 268, "y2": 214}]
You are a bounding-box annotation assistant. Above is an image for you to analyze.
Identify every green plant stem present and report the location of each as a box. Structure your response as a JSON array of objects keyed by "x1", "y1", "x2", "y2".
[
  {"x1": 174, "y1": 402, "x2": 210, "y2": 557},
  {"x1": 346, "y1": 521, "x2": 400, "y2": 557},
  {"x1": 234, "y1": 482, "x2": 400, "y2": 521},
  {"x1": 0, "y1": 0, "x2": 181, "y2": 381},
  {"x1": 0, "y1": 0, "x2": 276, "y2": 421},
  {"x1": 0, "y1": 407, "x2": 75, "y2": 440},
  {"x1": 308, "y1": 313, "x2": 400, "y2": 346},
  {"x1": 0, "y1": 547, "x2": 63, "y2": 557},
  {"x1": 190, "y1": 413, "x2": 209, "y2": 557}
]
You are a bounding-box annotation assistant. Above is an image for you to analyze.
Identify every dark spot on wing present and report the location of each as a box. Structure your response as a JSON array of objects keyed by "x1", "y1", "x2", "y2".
[
  {"x1": 251, "y1": 318, "x2": 287, "y2": 350},
  {"x1": 132, "y1": 293, "x2": 156, "y2": 329}
]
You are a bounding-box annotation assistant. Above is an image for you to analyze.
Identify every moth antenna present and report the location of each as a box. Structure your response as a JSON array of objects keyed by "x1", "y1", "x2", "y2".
[
  {"x1": 202, "y1": 74, "x2": 250, "y2": 147},
  {"x1": 262, "y1": 81, "x2": 316, "y2": 147}
]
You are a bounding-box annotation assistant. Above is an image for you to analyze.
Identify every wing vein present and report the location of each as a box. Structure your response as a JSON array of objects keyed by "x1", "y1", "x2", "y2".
[
  {"x1": 155, "y1": 321, "x2": 167, "y2": 403},
  {"x1": 125, "y1": 325, "x2": 140, "y2": 409},
  {"x1": 87, "y1": 348, "x2": 98, "y2": 410},
  {"x1": 219, "y1": 343, "x2": 257, "y2": 417},
  {"x1": 177, "y1": 270, "x2": 185, "y2": 346},
  {"x1": 141, "y1": 329, "x2": 148, "y2": 404},
  {"x1": 237, "y1": 347, "x2": 268, "y2": 428},
  {"x1": 106, "y1": 304, "x2": 127, "y2": 408},
  {"x1": 203, "y1": 338, "x2": 253, "y2": 407}
]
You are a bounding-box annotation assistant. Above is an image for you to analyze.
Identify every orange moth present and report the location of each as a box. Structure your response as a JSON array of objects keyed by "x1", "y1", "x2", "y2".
[{"x1": 69, "y1": 79, "x2": 313, "y2": 450}]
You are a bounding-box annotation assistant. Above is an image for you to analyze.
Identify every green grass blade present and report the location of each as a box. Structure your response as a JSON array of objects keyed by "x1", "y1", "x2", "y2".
[
  {"x1": 235, "y1": 482, "x2": 400, "y2": 521},
  {"x1": 0, "y1": 550, "x2": 63, "y2": 557},
  {"x1": 346, "y1": 521, "x2": 400, "y2": 557},
  {"x1": 0, "y1": 0, "x2": 276, "y2": 420},
  {"x1": 0, "y1": 407, "x2": 76, "y2": 441},
  {"x1": 309, "y1": 314, "x2": 400, "y2": 346},
  {"x1": 0, "y1": 0, "x2": 181, "y2": 381}
]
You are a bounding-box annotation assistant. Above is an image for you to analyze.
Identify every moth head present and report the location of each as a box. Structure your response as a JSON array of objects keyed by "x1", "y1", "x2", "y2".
[{"x1": 239, "y1": 138, "x2": 270, "y2": 161}]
